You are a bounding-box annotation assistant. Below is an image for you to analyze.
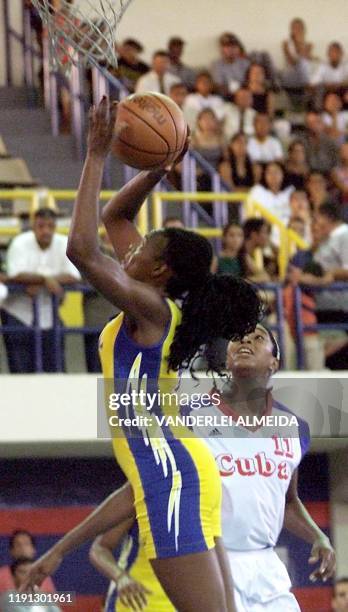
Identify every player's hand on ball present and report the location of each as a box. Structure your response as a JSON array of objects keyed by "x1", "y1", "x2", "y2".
[
  {"x1": 164, "y1": 125, "x2": 191, "y2": 172},
  {"x1": 87, "y1": 97, "x2": 127, "y2": 160},
  {"x1": 308, "y1": 537, "x2": 336, "y2": 582},
  {"x1": 20, "y1": 549, "x2": 63, "y2": 592},
  {"x1": 117, "y1": 572, "x2": 152, "y2": 611}
]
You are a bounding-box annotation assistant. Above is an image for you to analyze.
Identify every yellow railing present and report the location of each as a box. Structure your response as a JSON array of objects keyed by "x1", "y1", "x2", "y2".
[
  {"x1": 0, "y1": 189, "x2": 308, "y2": 279},
  {"x1": 153, "y1": 192, "x2": 309, "y2": 279}
]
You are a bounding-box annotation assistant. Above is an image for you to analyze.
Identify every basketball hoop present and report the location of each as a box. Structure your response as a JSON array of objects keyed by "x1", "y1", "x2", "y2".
[{"x1": 31, "y1": 0, "x2": 134, "y2": 75}]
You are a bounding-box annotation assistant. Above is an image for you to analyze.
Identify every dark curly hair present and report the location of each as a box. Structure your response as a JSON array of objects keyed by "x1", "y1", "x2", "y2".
[{"x1": 157, "y1": 228, "x2": 264, "y2": 374}]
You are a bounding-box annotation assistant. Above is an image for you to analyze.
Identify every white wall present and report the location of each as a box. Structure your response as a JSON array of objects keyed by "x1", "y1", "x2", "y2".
[{"x1": 2, "y1": 0, "x2": 348, "y2": 85}]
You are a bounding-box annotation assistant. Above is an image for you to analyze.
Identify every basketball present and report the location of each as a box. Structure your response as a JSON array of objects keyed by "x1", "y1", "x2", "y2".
[{"x1": 112, "y1": 92, "x2": 188, "y2": 170}]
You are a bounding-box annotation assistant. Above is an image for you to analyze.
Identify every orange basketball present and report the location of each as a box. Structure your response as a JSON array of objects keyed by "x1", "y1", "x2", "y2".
[{"x1": 112, "y1": 92, "x2": 187, "y2": 170}]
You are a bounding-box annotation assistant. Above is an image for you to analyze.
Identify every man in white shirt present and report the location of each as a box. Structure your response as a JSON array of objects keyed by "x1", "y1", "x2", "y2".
[
  {"x1": 313, "y1": 202, "x2": 348, "y2": 369},
  {"x1": 135, "y1": 50, "x2": 180, "y2": 96},
  {"x1": 247, "y1": 113, "x2": 283, "y2": 164},
  {"x1": 1, "y1": 208, "x2": 80, "y2": 372},
  {"x1": 183, "y1": 71, "x2": 226, "y2": 130},
  {"x1": 223, "y1": 88, "x2": 256, "y2": 139},
  {"x1": 311, "y1": 42, "x2": 348, "y2": 90}
]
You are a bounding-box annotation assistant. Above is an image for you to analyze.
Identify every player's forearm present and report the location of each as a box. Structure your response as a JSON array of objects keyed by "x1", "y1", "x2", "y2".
[
  {"x1": 53, "y1": 484, "x2": 134, "y2": 557},
  {"x1": 67, "y1": 154, "x2": 104, "y2": 265},
  {"x1": 214, "y1": 537, "x2": 236, "y2": 612},
  {"x1": 332, "y1": 269, "x2": 348, "y2": 281},
  {"x1": 89, "y1": 540, "x2": 125, "y2": 583},
  {"x1": 284, "y1": 497, "x2": 329, "y2": 545},
  {"x1": 102, "y1": 169, "x2": 166, "y2": 225}
]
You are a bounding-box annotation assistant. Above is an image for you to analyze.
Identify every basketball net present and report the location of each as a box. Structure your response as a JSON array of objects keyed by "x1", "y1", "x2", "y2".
[{"x1": 31, "y1": 0, "x2": 134, "y2": 75}]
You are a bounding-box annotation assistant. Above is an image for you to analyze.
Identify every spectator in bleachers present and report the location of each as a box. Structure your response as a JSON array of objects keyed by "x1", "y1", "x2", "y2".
[
  {"x1": 167, "y1": 37, "x2": 196, "y2": 91},
  {"x1": 331, "y1": 142, "x2": 348, "y2": 215},
  {"x1": 211, "y1": 222, "x2": 247, "y2": 275},
  {"x1": 219, "y1": 133, "x2": 255, "y2": 191},
  {"x1": 168, "y1": 82, "x2": 188, "y2": 109},
  {"x1": 244, "y1": 63, "x2": 274, "y2": 116},
  {"x1": 223, "y1": 87, "x2": 256, "y2": 139},
  {"x1": 211, "y1": 32, "x2": 250, "y2": 97},
  {"x1": 281, "y1": 18, "x2": 314, "y2": 89},
  {"x1": 162, "y1": 216, "x2": 185, "y2": 229},
  {"x1": 288, "y1": 215, "x2": 307, "y2": 238},
  {"x1": 332, "y1": 577, "x2": 348, "y2": 611},
  {"x1": 300, "y1": 111, "x2": 339, "y2": 175},
  {"x1": 321, "y1": 92, "x2": 348, "y2": 144},
  {"x1": 1, "y1": 558, "x2": 61, "y2": 612},
  {"x1": 114, "y1": 38, "x2": 149, "y2": 93},
  {"x1": 284, "y1": 140, "x2": 310, "y2": 190},
  {"x1": 243, "y1": 218, "x2": 272, "y2": 281},
  {"x1": 190, "y1": 108, "x2": 226, "y2": 190},
  {"x1": 313, "y1": 202, "x2": 348, "y2": 369},
  {"x1": 135, "y1": 50, "x2": 180, "y2": 95},
  {"x1": 310, "y1": 42, "x2": 348, "y2": 94},
  {"x1": 289, "y1": 190, "x2": 311, "y2": 238},
  {"x1": 247, "y1": 113, "x2": 283, "y2": 164},
  {"x1": 0, "y1": 209, "x2": 80, "y2": 373},
  {"x1": 183, "y1": 71, "x2": 225, "y2": 130},
  {"x1": 0, "y1": 530, "x2": 55, "y2": 594},
  {"x1": 248, "y1": 162, "x2": 293, "y2": 245},
  {"x1": 306, "y1": 171, "x2": 331, "y2": 212}
]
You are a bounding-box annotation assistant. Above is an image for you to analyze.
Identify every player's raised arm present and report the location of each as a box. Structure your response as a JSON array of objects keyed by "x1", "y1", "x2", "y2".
[
  {"x1": 284, "y1": 469, "x2": 336, "y2": 582},
  {"x1": 66, "y1": 97, "x2": 170, "y2": 325}
]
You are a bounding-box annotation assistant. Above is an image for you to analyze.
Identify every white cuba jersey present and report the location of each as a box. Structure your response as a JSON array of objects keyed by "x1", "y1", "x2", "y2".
[{"x1": 192, "y1": 398, "x2": 310, "y2": 552}]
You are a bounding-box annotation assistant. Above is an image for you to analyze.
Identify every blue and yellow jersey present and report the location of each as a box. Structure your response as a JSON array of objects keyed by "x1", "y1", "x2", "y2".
[
  {"x1": 104, "y1": 523, "x2": 174, "y2": 612},
  {"x1": 99, "y1": 298, "x2": 222, "y2": 560}
]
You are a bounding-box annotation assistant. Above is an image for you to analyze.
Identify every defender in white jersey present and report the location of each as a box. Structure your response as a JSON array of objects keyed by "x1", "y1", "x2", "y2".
[{"x1": 193, "y1": 324, "x2": 335, "y2": 612}]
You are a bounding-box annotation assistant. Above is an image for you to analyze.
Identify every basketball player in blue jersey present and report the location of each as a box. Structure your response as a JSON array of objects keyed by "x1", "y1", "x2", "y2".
[{"x1": 61, "y1": 97, "x2": 262, "y2": 611}]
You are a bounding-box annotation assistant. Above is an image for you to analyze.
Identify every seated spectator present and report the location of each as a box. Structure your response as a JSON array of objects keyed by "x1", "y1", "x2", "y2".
[
  {"x1": 299, "y1": 111, "x2": 338, "y2": 175},
  {"x1": 313, "y1": 202, "x2": 348, "y2": 369},
  {"x1": 1, "y1": 209, "x2": 80, "y2": 373},
  {"x1": 0, "y1": 557, "x2": 61, "y2": 612},
  {"x1": 0, "y1": 530, "x2": 55, "y2": 594},
  {"x1": 281, "y1": 17, "x2": 314, "y2": 89},
  {"x1": 247, "y1": 113, "x2": 283, "y2": 164},
  {"x1": 162, "y1": 216, "x2": 185, "y2": 229},
  {"x1": 114, "y1": 38, "x2": 149, "y2": 93},
  {"x1": 332, "y1": 577, "x2": 348, "y2": 612},
  {"x1": 211, "y1": 32, "x2": 250, "y2": 97},
  {"x1": 331, "y1": 142, "x2": 348, "y2": 215},
  {"x1": 167, "y1": 37, "x2": 196, "y2": 90},
  {"x1": 289, "y1": 190, "x2": 311, "y2": 237},
  {"x1": 285, "y1": 218, "x2": 327, "y2": 370},
  {"x1": 169, "y1": 82, "x2": 188, "y2": 109},
  {"x1": 183, "y1": 71, "x2": 225, "y2": 130},
  {"x1": 284, "y1": 139, "x2": 310, "y2": 190},
  {"x1": 288, "y1": 215, "x2": 307, "y2": 238},
  {"x1": 212, "y1": 222, "x2": 265, "y2": 281},
  {"x1": 223, "y1": 87, "x2": 256, "y2": 139},
  {"x1": 321, "y1": 91, "x2": 348, "y2": 145},
  {"x1": 219, "y1": 133, "x2": 255, "y2": 190},
  {"x1": 306, "y1": 171, "x2": 330, "y2": 212},
  {"x1": 135, "y1": 50, "x2": 180, "y2": 95},
  {"x1": 244, "y1": 63, "x2": 274, "y2": 116},
  {"x1": 243, "y1": 218, "x2": 273, "y2": 281},
  {"x1": 248, "y1": 162, "x2": 294, "y2": 245},
  {"x1": 190, "y1": 108, "x2": 226, "y2": 169},
  {"x1": 310, "y1": 41, "x2": 348, "y2": 93}
]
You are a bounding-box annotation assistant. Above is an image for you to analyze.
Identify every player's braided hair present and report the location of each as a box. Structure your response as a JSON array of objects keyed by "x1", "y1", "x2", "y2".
[{"x1": 158, "y1": 228, "x2": 264, "y2": 374}]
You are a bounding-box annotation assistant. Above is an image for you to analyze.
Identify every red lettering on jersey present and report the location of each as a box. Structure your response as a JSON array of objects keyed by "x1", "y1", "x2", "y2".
[
  {"x1": 216, "y1": 453, "x2": 235, "y2": 477},
  {"x1": 235, "y1": 457, "x2": 256, "y2": 476},
  {"x1": 272, "y1": 435, "x2": 284, "y2": 456},
  {"x1": 272, "y1": 435, "x2": 295, "y2": 458},
  {"x1": 282, "y1": 438, "x2": 294, "y2": 458},
  {"x1": 278, "y1": 461, "x2": 290, "y2": 480},
  {"x1": 255, "y1": 452, "x2": 276, "y2": 477}
]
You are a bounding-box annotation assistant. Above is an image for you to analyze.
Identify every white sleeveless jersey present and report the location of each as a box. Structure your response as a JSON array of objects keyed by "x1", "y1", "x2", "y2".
[{"x1": 192, "y1": 398, "x2": 310, "y2": 552}]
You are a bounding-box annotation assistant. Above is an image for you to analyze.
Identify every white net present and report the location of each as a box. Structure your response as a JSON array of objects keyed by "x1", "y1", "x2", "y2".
[{"x1": 32, "y1": 0, "x2": 134, "y2": 75}]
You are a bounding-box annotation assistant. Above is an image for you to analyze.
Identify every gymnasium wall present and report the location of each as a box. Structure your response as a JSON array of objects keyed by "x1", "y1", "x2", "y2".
[{"x1": 2, "y1": 0, "x2": 348, "y2": 86}]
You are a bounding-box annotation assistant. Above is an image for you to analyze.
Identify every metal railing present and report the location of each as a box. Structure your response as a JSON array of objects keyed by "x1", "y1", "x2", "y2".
[{"x1": 0, "y1": 283, "x2": 287, "y2": 372}]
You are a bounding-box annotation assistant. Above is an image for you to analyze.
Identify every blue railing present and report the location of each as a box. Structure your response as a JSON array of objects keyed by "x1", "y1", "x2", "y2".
[
  {"x1": 0, "y1": 283, "x2": 287, "y2": 373},
  {"x1": 293, "y1": 283, "x2": 348, "y2": 369}
]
